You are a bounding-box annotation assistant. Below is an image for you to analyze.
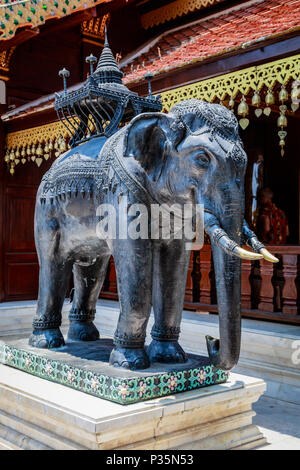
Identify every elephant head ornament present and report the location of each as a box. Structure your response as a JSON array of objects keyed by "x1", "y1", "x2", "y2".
[{"x1": 30, "y1": 99, "x2": 278, "y2": 371}]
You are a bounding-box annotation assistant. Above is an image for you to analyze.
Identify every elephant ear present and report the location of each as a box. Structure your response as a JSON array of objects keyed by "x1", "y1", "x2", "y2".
[{"x1": 124, "y1": 112, "x2": 185, "y2": 173}]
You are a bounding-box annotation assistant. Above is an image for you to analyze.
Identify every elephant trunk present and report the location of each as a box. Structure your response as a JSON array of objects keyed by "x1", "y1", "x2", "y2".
[
  {"x1": 206, "y1": 242, "x2": 241, "y2": 370},
  {"x1": 204, "y1": 210, "x2": 243, "y2": 371}
]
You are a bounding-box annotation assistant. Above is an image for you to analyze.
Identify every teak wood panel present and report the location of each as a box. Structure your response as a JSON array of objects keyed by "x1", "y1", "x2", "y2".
[{"x1": 3, "y1": 186, "x2": 38, "y2": 300}]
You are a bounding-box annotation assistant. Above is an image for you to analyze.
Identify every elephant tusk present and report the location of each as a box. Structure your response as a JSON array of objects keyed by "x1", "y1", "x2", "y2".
[
  {"x1": 259, "y1": 248, "x2": 279, "y2": 263},
  {"x1": 233, "y1": 246, "x2": 263, "y2": 260}
]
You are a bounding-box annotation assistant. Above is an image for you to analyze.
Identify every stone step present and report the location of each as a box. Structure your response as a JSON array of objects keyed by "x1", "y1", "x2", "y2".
[
  {"x1": 0, "y1": 435, "x2": 22, "y2": 450},
  {"x1": 0, "y1": 364, "x2": 266, "y2": 450},
  {"x1": 0, "y1": 419, "x2": 52, "y2": 450}
]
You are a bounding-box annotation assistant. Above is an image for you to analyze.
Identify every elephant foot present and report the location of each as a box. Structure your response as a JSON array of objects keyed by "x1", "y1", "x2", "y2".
[
  {"x1": 147, "y1": 340, "x2": 187, "y2": 364},
  {"x1": 109, "y1": 347, "x2": 150, "y2": 370},
  {"x1": 29, "y1": 328, "x2": 65, "y2": 349},
  {"x1": 67, "y1": 321, "x2": 99, "y2": 342}
]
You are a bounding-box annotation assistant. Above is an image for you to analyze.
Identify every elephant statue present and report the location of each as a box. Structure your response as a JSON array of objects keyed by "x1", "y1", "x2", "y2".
[{"x1": 29, "y1": 99, "x2": 278, "y2": 371}]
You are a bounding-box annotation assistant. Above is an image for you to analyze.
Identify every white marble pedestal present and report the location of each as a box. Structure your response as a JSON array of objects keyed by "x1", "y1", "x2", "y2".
[{"x1": 0, "y1": 364, "x2": 266, "y2": 450}]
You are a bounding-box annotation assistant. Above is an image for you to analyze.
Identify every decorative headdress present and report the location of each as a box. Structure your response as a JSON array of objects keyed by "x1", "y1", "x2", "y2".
[
  {"x1": 169, "y1": 99, "x2": 239, "y2": 140},
  {"x1": 170, "y1": 99, "x2": 246, "y2": 165}
]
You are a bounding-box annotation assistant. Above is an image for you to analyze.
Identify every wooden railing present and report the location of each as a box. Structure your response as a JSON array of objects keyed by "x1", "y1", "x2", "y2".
[
  {"x1": 100, "y1": 245, "x2": 300, "y2": 324},
  {"x1": 185, "y1": 245, "x2": 300, "y2": 324}
]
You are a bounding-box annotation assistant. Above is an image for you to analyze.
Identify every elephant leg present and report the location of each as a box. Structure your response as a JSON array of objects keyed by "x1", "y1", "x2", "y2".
[
  {"x1": 147, "y1": 240, "x2": 190, "y2": 363},
  {"x1": 68, "y1": 256, "x2": 110, "y2": 341},
  {"x1": 29, "y1": 258, "x2": 72, "y2": 349},
  {"x1": 109, "y1": 239, "x2": 152, "y2": 370}
]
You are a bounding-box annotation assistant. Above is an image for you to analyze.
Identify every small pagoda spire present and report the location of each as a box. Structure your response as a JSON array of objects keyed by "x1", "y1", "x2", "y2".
[
  {"x1": 104, "y1": 23, "x2": 109, "y2": 48},
  {"x1": 94, "y1": 24, "x2": 123, "y2": 84}
]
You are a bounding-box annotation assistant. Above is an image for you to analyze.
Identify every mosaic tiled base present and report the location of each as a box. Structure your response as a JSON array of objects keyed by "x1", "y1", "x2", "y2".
[{"x1": 0, "y1": 337, "x2": 229, "y2": 405}]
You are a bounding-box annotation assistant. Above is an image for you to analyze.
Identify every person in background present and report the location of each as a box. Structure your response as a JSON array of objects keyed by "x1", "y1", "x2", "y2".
[{"x1": 257, "y1": 187, "x2": 289, "y2": 244}]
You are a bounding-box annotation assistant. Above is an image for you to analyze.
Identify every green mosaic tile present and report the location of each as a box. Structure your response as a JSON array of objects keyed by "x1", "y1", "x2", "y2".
[{"x1": 0, "y1": 339, "x2": 229, "y2": 406}]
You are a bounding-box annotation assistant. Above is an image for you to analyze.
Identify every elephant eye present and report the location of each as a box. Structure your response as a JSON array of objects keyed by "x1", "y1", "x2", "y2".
[{"x1": 197, "y1": 153, "x2": 210, "y2": 165}]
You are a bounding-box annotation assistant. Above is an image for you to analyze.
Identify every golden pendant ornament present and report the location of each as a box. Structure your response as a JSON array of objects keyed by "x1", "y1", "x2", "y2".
[
  {"x1": 279, "y1": 85, "x2": 288, "y2": 103},
  {"x1": 264, "y1": 107, "x2": 271, "y2": 116},
  {"x1": 255, "y1": 108, "x2": 262, "y2": 118},
  {"x1": 228, "y1": 96, "x2": 235, "y2": 108},
  {"x1": 265, "y1": 89, "x2": 275, "y2": 106},
  {"x1": 237, "y1": 95, "x2": 249, "y2": 129},
  {"x1": 277, "y1": 113, "x2": 287, "y2": 127},
  {"x1": 239, "y1": 118, "x2": 249, "y2": 130},
  {"x1": 59, "y1": 137, "x2": 66, "y2": 152},
  {"x1": 278, "y1": 130, "x2": 287, "y2": 157},
  {"x1": 252, "y1": 91, "x2": 261, "y2": 107},
  {"x1": 277, "y1": 104, "x2": 288, "y2": 157},
  {"x1": 36, "y1": 143, "x2": 43, "y2": 156},
  {"x1": 252, "y1": 91, "x2": 262, "y2": 118},
  {"x1": 291, "y1": 82, "x2": 300, "y2": 102},
  {"x1": 36, "y1": 158, "x2": 43, "y2": 167}
]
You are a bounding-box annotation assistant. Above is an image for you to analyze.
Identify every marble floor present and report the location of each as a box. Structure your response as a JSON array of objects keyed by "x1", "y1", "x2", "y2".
[{"x1": 254, "y1": 396, "x2": 300, "y2": 450}]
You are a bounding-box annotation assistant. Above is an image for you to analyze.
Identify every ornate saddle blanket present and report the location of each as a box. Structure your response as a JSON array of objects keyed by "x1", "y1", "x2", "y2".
[{"x1": 39, "y1": 130, "x2": 154, "y2": 207}]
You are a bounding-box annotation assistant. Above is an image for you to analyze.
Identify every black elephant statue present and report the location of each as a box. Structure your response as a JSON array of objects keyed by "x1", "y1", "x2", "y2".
[{"x1": 30, "y1": 99, "x2": 278, "y2": 370}]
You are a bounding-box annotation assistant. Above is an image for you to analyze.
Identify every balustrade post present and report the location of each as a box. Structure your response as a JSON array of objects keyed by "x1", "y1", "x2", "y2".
[
  {"x1": 258, "y1": 258, "x2": 275, "y2": 312},
  {"x1": 100, "y1": 256, "x2": 118, "y2": 299},
  {"x1": 241, "y1": 256, "x2": 252, "y2": 309},
  {"x1": 282, "y1": 254, "x2": 298, "y2": 315}
]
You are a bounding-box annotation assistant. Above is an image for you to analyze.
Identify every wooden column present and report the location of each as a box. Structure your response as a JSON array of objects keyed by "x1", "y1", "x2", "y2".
[
  {"x1": 199, "y1": 246, "x2": 212, "y2": 305},
  {"x1": 258, "y1": 258, "x2": 274, "y2": 312},
  {"x1": 184, "y1": 252, "x2": 194, "y2": 304},
  {"x1": 107, "y1": 257, "x2": 118, "y2": 298},
  {"x1": 282, "y1": 254, "x2": 298, "y2": 315}
]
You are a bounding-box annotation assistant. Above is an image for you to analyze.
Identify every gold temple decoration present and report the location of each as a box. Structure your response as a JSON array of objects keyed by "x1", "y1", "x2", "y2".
[
  {"x1": 160, "y1": 54, "x2": 300, "y2": 157},
  {"x1": 237, "y1": 95, "x2": 249, "y2": 129},
  {"x1": 0, "y1": 0, "x2": 111, "y2": 41},
  {"x1": 0, "y1": 46, "x2": 16, "y2": 80},
  {"x1": 141, "y1": 0, "x2": 223, "y2": 29},
  {"x1": 5, "y1": 54, "x2": 300, "y2": 174},
  {"x1": 5, "y1": 120, "x2": 72, "y2": 175},
  {"x1": 277, "y1": 84, "x2": 289, "y2": 157},
  {"x1": 160, "y1": 54, "x2": 300, "y2": 111},
  {"x1": 81, "y1": 14, "x2": 110, "y2": 46}
]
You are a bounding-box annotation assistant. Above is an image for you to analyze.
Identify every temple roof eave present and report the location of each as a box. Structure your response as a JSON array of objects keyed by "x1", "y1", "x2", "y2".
[{"x1": 2, "y1": 0, "x2": 299, "y2": 124}]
